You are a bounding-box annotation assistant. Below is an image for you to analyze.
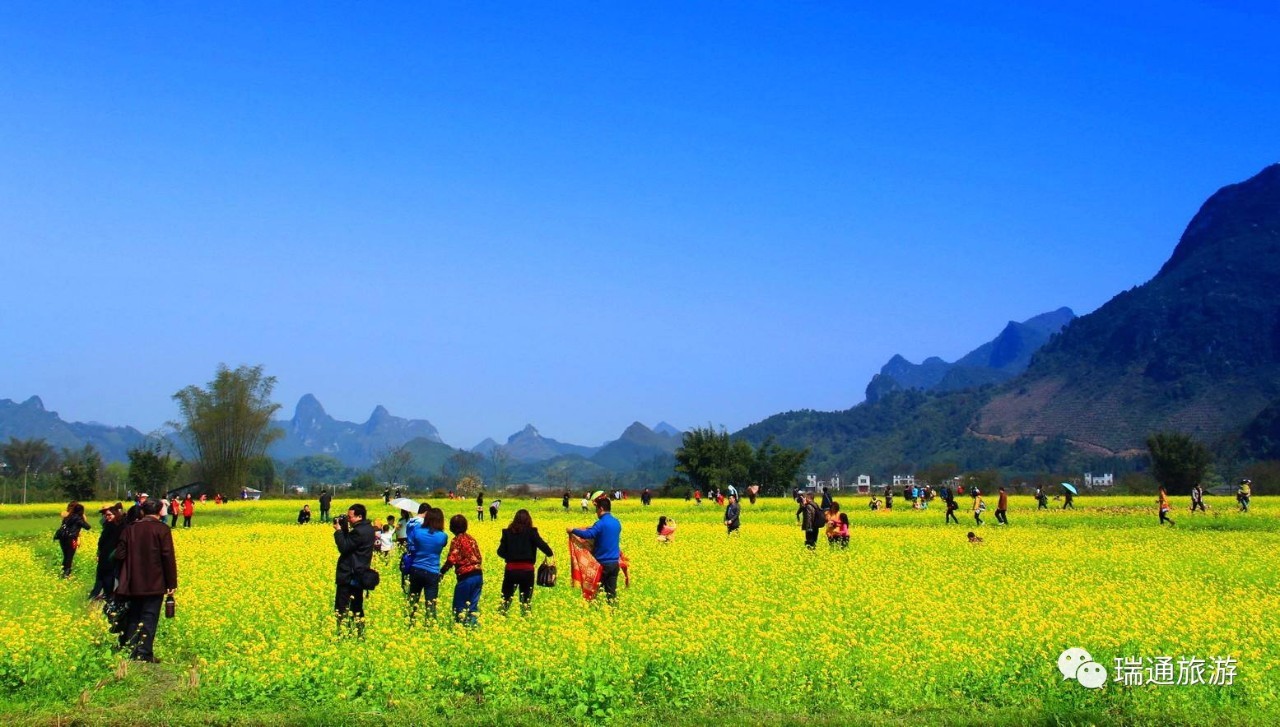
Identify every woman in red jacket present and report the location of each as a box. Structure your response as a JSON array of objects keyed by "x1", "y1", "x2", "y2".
[
  {"x1": 182, "y1": 495, "x2": 195, "y2": 528},
  {"x1": 440, "y1": 515, "x2": 483, "y2": 626}
]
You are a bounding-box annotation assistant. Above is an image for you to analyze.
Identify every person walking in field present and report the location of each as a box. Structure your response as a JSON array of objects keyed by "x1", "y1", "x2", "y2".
[
  {"x1": 114, "y1": 498, "x2": 178, "y2": 662},
  {"x1": 405, "y1": 507, "x2": 448, "y2": 623},
  {"x1": 1035, "y1": 487, "x2": 1049, "y2": 510},
  {"x1": 972, "y1": 490, "x2": 986, "y2": 526},
  {"x1": 1158, "y1": 487, "x2": 1175, "y2": 526},
  {"x1": 55, "y1": 502, "x2": 91, "y2": 579},
  {"x1": 569, "y1": 497, "x2": 624, "y2": 603},
  {"x1": 181, "y1": 495, "x2": 195, "y2": 528},
  {"x1": 562, "y1": 490, "x2": 571, "y2": 511},
  {"x1": 884, "y1": 486, "x2": 893, "y2": 510},
  {"x1": 496, "y1": 509, "x2": 554, "y2": 615},
  {"x1": 476, "y1": 492, "x2": 485, "y2": 522},
  {"x1": 995, "y1": 487, "x2": 1009, "y2": 525},
  {"x1": 168, "y1": 497, "x2": 180, "y2": 528},
  {"x1": 441, "y1": 514, "x2": 484, "y2": 625},
  {"x1": 945, "y1": 495, "x2": 960, "y2": 524},
  {"x1": 724, "y1": 493, "x2": 741, "y2": 535},
  {"x1": 799, "y1": 493, "x2": 824, "y2": 550},
  {"x1": 1237, "y1": 480, "x2": 1251, "y2": 512},
  {"x1": 1190, "y1": 483, "x2": 1206, "y2": 512},
  {"x1": 1062, "y1": 489, "x2": 1075, "y2": 510}
]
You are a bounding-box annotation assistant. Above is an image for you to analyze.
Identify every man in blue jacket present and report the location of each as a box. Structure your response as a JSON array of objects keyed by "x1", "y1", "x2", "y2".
[{"x1": 568, "y1": 497, "x2": 623, "y2": 603}]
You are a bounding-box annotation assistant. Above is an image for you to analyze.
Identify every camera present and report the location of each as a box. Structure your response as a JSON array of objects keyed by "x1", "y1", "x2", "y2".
[{"x1": 334, "y1": 514, "x2": 349, "y2": 529}]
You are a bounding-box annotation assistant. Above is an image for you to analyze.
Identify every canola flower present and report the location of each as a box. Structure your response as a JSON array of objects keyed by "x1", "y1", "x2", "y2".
[{"x1": 0, "y1": 495, "x2": 1276, "y2": 724}]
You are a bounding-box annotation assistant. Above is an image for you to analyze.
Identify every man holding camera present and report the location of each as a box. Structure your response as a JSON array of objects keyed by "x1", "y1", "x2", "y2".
[{"x1": 333, "y1": 504, "x2": 376, "y2": 635}]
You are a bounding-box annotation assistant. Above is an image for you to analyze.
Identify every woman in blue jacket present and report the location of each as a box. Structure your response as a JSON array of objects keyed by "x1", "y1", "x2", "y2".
[{"x1": 404, "y1": 507, "x2": 448, "y2": 623}]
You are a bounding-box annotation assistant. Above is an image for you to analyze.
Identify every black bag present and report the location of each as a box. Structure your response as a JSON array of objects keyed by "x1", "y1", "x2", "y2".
[
  {"x1": 536, "y1": 560, "x2": 557, "y2": 588},
  {"x1": 359, "y1": 567, "x2": 380, "y2": 592},
  {"x1": 53, "y1": 523, "x2": 69, "y2": 542}
]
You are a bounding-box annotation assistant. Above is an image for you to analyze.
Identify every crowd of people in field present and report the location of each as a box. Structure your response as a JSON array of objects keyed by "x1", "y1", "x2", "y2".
[
  {"x1": 52, "y1": 476, "x2": 1260, "y2": 658},
  {"x1": 322, "y1": 491, "x2": 625, "y2": 638}
]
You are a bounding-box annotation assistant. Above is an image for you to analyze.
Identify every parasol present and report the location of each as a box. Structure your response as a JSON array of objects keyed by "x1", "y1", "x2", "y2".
[{"x1": 389, "y1": 497, "x2": 420, "y2": 512}]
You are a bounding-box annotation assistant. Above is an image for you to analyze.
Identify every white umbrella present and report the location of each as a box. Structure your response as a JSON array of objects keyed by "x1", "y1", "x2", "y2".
[{"x1": 389, "y1": 497, "x2": 420, "y2": 512}]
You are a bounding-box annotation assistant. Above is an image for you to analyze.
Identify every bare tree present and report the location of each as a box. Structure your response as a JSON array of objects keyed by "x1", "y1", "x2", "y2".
[
  {"x1": 489, "y1": 447, "x2": 512, "y2": 490},
  {"x1": 375, "y1": 444, "x2": 414, "y2": 490}
]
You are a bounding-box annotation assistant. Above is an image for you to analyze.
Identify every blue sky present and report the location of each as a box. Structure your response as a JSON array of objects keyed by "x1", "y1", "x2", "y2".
[{"x1": 1, "y1": 2, "x2": 1277, "y2": 448}]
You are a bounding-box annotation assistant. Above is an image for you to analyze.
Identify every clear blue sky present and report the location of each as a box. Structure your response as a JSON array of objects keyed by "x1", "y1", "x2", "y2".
[{"x1": 1, "y1": 3, "x2": 1277, "y2": 448}]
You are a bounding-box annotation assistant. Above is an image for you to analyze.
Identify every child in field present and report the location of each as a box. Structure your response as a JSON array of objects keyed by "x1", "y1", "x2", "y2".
[
  {"x1": 967, "y1": 531, "x2": 983, "y2": 544},
  {"x1": 869, "y1": 496, "x2": 881, "y2": 511},
  {"x1": 581, "y1": 496, "x2": 590, "y2": 512},
  {"x1": 377, "y1": 523, "x2": 395, "y2": 558},
  {"x1": 656, "y1": 516, "x2": 676, "y2": 543},
  {"x1": 835, "y1": 513, "x2": 850, "y2": 548},
  {"x1": 825, "y1": 502, "x2": 842, "y2": 547},
  {"x1": 972, "y1": 491, "x2": 985, "y2": 526}
]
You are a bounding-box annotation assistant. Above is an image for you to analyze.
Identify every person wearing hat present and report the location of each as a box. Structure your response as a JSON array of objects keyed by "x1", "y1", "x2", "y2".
[{"x1": 126, "y1": 493, "x2": 149, "y2": 524}]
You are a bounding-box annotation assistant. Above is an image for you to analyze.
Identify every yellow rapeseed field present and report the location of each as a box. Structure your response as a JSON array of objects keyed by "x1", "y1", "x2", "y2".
[{"x1": 1, "y1": 495, "x2": 1277, "y2": 725}]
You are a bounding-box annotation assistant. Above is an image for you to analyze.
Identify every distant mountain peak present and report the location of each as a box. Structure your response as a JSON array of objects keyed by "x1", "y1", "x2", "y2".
[
  {"x1": 293, "y1": 394, "x2": 328, "y2": 420},
  {"x1": 621, "y1": 421, "x2": 653, "y2": 438},
  {"x1": 1160, "y1": 163, "x2": 1280, "y2": 277},
  {"x1": 866, "y1": 308, "x2": 1075, "y2": 403},
  {"x1": 471, "y1": 437, "x2": 500, "y2": 455},
  {"x1": 512, "y1": 424, "x2": 540, "y2": 441},
  {"x1": 22, "y1": 395, "x2": 45, "y2": 411},
  {"x1": 653, "y1": 421, "x2": 683, "y2": 437},
  {"x1": 272, "y1": 395, "x2": 441, "y2": 466}
]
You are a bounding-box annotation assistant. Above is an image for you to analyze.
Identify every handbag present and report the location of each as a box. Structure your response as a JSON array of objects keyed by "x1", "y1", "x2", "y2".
[
  {"x1": 358, "y1": 567, "x2": 381, "y2": 592},
  {"x1": 536, "y1": 558, "x2": 557, "y2": 588}
]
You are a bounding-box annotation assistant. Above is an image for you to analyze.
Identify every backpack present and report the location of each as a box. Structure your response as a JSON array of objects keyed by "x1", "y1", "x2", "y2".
[{"x1": 399, "y1": 550, "x2": 413, "y2": 575}]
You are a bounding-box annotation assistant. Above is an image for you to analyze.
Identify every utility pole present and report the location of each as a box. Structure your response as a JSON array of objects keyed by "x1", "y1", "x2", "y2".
[{"x1": 23, "y1": 464, "x2": 29, "y2": 505}]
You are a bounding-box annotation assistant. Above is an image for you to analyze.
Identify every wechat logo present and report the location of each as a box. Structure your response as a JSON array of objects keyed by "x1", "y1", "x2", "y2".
[{"x1": 1058, "y1": 647, "x2": 1107, "y2": 689}]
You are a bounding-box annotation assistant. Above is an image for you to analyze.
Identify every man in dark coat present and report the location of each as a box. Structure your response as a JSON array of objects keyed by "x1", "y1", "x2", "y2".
[
  {"x1": 114, "y1": 498, "x2": 178, "y2": 663},
  {"x1": 333, "y1": 503, "x2": 376, "y2": 635},
  {"x1": 319, "y1": 490, "x2": 332, "y2": 522}
]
